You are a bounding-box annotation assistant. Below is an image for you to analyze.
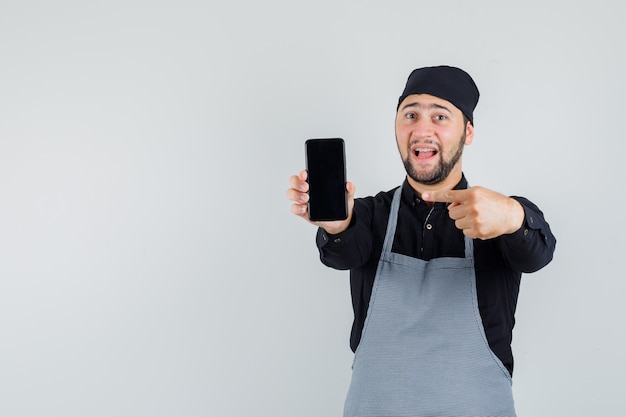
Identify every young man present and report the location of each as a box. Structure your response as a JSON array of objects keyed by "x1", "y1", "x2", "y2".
[{"x1": 287, "y1": 66, "x2": 556, "y2": 416}]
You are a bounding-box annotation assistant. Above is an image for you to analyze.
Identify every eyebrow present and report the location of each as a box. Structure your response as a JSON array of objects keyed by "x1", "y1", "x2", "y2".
[{"x1": 400, "y1": 101, "x2": 452, "y2": 114}]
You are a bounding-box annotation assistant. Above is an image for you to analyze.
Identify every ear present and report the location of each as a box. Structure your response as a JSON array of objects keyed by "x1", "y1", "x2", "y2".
[{"x1": 464, "y1": 121, "x2": 474, "y2": 145}]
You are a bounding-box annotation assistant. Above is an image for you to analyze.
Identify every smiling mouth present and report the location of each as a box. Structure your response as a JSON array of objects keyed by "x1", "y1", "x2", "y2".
[{"x1": 413, "y1": 147, "x2": 438, "y2": 160}]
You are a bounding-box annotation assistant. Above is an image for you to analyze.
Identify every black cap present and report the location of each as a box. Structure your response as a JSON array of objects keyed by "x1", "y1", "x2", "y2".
[{"x1": 397, "y1": 66, "x2": 480, "y2": 123}]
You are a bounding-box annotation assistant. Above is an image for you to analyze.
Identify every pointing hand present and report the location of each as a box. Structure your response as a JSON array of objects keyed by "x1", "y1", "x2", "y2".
[{"x1": 422, "y1": 187, "x2": 524, "y2": 240}]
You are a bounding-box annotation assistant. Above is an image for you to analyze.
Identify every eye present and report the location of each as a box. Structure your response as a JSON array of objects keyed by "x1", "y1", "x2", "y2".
[
  {"x1": 434, "y1": 114, "x2": 447, "y2": 121},
  {"x1": 405, "y1": 112, "x2": 416, "y2": 120}
]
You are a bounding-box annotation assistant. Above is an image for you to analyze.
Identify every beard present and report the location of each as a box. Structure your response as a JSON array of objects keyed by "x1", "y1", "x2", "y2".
[{"x1": 401, "y1": 131, "x2": 466, "y2": 185}]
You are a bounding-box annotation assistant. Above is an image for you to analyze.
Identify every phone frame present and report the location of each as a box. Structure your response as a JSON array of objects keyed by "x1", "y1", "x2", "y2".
[{"x1": 305, "y1": 138, "x2": 348, "y2": 222}]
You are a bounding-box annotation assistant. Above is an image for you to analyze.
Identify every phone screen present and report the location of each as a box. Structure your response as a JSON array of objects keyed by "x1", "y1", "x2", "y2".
[{"x1": 305, "y1": 138, "x2": 348, "y2": 222}]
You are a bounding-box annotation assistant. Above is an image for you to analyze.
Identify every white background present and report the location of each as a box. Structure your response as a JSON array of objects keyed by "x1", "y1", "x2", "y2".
[{"x1": 1, "y1": 1, "x2": 624, "y2": 416}]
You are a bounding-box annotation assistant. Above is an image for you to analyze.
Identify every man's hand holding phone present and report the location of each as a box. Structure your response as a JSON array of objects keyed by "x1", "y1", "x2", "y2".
[{"x1": 287, "y1": 170, "x2": 355, "y2": 235}]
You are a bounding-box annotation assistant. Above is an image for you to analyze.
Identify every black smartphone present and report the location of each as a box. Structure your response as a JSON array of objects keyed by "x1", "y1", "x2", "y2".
[{"x1": 305, "y1": 138, "x2": 348, "y2": 222}]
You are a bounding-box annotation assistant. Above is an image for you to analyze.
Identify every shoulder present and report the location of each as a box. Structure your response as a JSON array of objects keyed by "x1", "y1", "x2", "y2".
[
  {"x1": 352, "y1": 186, "x2": 399, "y2": 224},
  {"x1": 358, "y1": 184, "x2": 401, "y2": 204},
  {"x1": 356, "y1": 186, "x2": 399, "y2": 209}
]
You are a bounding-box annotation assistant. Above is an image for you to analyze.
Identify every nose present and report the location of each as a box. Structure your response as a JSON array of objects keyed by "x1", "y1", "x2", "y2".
[{"x1": 411, "y1": 117, "x2": 435, "y2": 139}]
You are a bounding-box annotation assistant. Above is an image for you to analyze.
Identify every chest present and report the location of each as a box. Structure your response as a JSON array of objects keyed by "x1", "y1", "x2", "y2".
[{"x1": 387, "y1": 203, "x2": 466, "y2": 261}]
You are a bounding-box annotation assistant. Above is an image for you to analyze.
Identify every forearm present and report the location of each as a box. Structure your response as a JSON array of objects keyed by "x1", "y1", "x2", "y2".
[{"x1": 316, "y1": 208, "x2": 374, "y2": 270}]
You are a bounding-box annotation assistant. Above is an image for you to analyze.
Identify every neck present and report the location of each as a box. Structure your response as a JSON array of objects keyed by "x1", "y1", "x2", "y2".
[{"x1": 406, "y1": 168, "x2": 463, "y2": 199}]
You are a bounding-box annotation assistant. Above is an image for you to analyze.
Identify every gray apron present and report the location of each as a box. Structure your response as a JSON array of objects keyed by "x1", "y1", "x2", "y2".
[{"x1": 344, "y1": 188, "x2": 516, "y2": 417}]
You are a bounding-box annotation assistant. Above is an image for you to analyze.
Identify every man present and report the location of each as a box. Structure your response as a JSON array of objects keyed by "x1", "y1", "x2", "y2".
[{"x1": 287, "y1": 66, "x2": 556, "y2": 416}]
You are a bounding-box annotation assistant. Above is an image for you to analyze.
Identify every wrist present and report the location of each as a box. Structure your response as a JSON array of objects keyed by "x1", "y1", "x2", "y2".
[
  {"x1": 322, "y1": 223, "x2": 349, "y2": 235},
  {"x1": 507, "y1": 198, "x2": 525, "y2": 234},
  {"x1": 319, "y1": 214, "x2": 353, "y2": 235}
]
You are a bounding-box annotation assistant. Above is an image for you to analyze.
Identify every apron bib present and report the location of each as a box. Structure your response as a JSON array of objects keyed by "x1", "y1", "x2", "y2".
[{"x1": 344, "y1": 188, "x2": 516, "y2": 417}]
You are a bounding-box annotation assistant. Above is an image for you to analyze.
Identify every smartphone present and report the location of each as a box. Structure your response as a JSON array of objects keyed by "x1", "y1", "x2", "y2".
[{"x1": 305, "y1": 138, "x2": 348, "y2": 222}]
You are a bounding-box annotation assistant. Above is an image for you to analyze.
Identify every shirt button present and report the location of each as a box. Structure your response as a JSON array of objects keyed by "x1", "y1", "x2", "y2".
[
  {"x1": 333, "y1": 238, "x2": 342, "y2": 243},
  {"x1": 524, "y1": 229, "x2": 529, "y2": 236},
  {"x1": 426, "y1": 224, "x2": 433, "y2": 230}
]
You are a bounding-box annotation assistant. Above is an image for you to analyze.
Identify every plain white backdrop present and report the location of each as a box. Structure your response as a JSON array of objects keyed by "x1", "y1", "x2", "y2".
[{"x1": 1, "y1": 1, "x2": 624, "y2": 416}]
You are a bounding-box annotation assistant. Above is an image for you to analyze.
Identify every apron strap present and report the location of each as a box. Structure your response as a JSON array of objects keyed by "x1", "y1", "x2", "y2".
[
  {"x1": 380, "y1": 187, "x2": 402, "y2": 258},
  {"x1": 464, "y1": 235, "x2": 474, "y2": 261},
  {"x1": 462, "y1": 181, "x2": 474, "y2": 261}
]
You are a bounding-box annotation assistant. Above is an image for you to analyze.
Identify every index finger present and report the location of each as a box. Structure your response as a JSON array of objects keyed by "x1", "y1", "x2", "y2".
[
  {"x1": 288, "y1": 170, "x2": 309, "y2": 192},
  {"x1": 422, "y1": 189, "x2": 469, "y2": 203}
]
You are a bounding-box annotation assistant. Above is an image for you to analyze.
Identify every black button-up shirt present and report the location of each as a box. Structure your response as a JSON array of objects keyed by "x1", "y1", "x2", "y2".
[{"x1": 316, "y1": 175, "x2": 556, "y2": 376}]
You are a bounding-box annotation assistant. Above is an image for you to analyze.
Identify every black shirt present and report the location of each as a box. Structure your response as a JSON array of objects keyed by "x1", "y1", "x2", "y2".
[{"x1": 315, "y1": 175, "x2": 556, "y2": 376}]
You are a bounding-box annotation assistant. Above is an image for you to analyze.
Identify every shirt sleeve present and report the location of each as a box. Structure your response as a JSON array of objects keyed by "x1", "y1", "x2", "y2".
[
  {"x1": 315, "y1": 199, "x2": 375, "y2": 270},
  {"x1": 497, "y1": 196, "x2": 557, "y2": 273}
]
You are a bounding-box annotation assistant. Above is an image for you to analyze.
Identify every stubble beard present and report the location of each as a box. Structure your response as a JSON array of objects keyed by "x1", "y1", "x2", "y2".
[{"x1": 401, "y1": 131, "x2": 466, "y2": 186}]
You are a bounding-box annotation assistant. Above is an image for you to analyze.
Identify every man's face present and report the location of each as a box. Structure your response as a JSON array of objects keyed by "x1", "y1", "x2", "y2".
[{"x1": 395, "y1": 94, "x2": 474, "y2": 186}]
